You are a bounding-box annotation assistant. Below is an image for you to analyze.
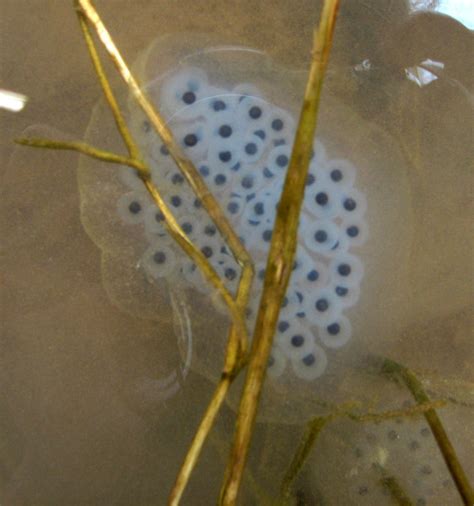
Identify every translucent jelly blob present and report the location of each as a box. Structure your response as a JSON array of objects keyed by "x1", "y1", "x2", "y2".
[{"x1": 78, "y1": 34, "x2": 414, "y2": 423}]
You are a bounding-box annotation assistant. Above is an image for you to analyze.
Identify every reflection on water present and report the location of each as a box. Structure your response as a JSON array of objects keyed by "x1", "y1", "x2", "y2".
[{"x1": 410, "y1": 0, "x2": 474, "y2": 28}]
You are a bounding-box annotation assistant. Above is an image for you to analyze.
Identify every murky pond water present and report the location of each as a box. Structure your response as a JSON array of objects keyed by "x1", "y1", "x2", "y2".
[{"x1": 1, "y1": 1, "x2": 472, "y2": 504}]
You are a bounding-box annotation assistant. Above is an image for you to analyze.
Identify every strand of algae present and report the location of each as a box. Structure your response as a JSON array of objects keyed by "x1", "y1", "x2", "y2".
[{"x1": 219, "y1": 1, "x2": 340, "y2": 503}]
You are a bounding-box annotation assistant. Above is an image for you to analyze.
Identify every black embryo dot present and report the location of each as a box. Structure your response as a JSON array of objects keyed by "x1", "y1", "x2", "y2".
[
  {"x1": 330, "y1": 169, "x2": 343, "y2": 182},
  {"x1": 184, "y1": 133, "x2": 198, "y2": 147},
  {"x1": 245, "y1": 142, "x2": 258, "y2": 155},
  {"x1": 219, "y1": 151, "x2": 232, "y2": 162},
  {"x1": 347, "y1": 225, "x2": 359, "y2": 237},
  {"x1": 316, "y1": 298, "x2": 329, "y2": 312},
  {"x1": 182, "y1": 91, "x2": 196, "y2": 104},
  {"x1": 344, "y1": 197, "x2": 357, "y2": 211},
  {"x1": 225, "y1": 268, "x2": 237, "y2": 281},
  {"x1": 315, "y1": 192, "x2": 328, "y2": 206},
  {"x1": 338, "y1": 263, "x2": 351, "y2": 276},
  {"x1": 315, "y1": 230, "x2": 328, "y2": 243},
  {"x1": 249, "y1": 105, "x2": 262, "y2": 119},
  {"x1": 303, "y1": 354, "x2": 315, "y2": 366},
  {"x1": 204, "y1": 225, "x2": 216, "y2": 236},
  {"x1": 128, "y1": 201, "x2": 141, "y2": 214},
  {"x1": 327, "y1": 323, "x2": 340, "y2": 335},
  {"x1": 171, "y1": 196, "x2": 182, "y2": 207},
  {"x1": 215, "y1": 174, "x2": 226, "y2": 185},
  {"x1": 307, "y1": 269, "x2": 319, "y2": 282},
  {"x1": 182, "y1": 222, "x2": 193, "y2": 234},
  {"x1": 262, "y1": 229, "x2": 272, "y2": 242},
  {"x1": 278, "y1": 321, "x2": 289, "y2": 333},
  {"x1": 271, "y1": 118, "x2": 284, "y2": 131},
  {"x1": 335, "y1": 287, "x2": 348, "y2": 298},
  {"x1": 153, "y1": 251, "x2": 166, "y2": 264},
  {"x1": 227, "y1": 201, "x2": 239, "y2": 214},
  {"x1": 276, "y1": 154, "x2": 289, "y2": 167},
  {"x1": 219, "y1": 125, "x2": 232, "y2": 138},
  {"x1": 201, "y1": 246, "x2": 213, "y2": 258},
  {"x1": 171, "y1": 173, "x2": 184, "y2": 185},
  {"x1": 213, "y1": 100, "x2": 226, "y2": 111},
  {"x1": 291, "y1": 335, "x2": 304, "y2": 347}
]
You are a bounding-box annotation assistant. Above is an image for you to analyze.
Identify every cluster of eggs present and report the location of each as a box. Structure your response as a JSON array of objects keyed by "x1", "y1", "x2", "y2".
[
  {"x1": 117, "y1": 66, "x2": 368, "y2": 382},
  {"x1": 311, "y1": 412, "x2": 460, "y2": 505}
]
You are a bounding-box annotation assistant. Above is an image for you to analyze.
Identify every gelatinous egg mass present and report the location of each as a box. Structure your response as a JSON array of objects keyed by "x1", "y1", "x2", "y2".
[
  {"x1": 121, "y1": 65, "x2": 368, "y2": 383},
  {"x1": 78, "y1": 38, "x2": 413, "y2": 420}
]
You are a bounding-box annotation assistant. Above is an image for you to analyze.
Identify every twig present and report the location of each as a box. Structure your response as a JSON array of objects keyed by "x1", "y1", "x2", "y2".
[
  {"x1": 14, "y1": 137, "x2": 146, "y2": 173},
  {"x1": 382, "y1": 358, "x2": 474, "y2": 506},
  {"x1": 219, "y1": 2, "x2": 340, "y2": 503},
  {"x1": 279, "y1": 416, "x2": 331, "y2": 504},
  {"x1": 375, "y1": 465, "x2": 414, "y2": 506},
  {"x1": 74, "y1": 2, "x2": 255, "y2": 502},
  {"x1": 168, "y1": 374, "x2": 233, "y2": 506}
]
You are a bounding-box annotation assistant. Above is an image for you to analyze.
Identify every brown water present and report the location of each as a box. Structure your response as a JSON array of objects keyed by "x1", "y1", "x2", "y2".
[{"x1": 1, "y1": 1, "x2": 473, "y2": 504}]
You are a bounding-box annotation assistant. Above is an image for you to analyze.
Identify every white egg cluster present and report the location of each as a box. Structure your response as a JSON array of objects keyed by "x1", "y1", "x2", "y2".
[{"x1": 118, "y1": 67, "x2": 368, "y2": 382}]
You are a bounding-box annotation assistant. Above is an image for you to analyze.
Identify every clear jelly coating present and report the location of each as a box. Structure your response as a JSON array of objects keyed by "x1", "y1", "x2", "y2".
[{"x1": 78, "y1": 35, "x2": 413, "y2": 423}]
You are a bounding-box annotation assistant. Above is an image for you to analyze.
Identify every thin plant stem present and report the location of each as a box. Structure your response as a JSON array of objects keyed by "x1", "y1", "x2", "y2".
[
  {"x1": 346, "y1": 399, "x2": 447, "y2": 423},
  {"x1": 77, "y1": 1, "x2": 256, "y2": 500},
  {"x1": 220, "y1": 2, "x2": 340, "y2": 503},
  {"x1": 279, "y1": 416, "x2": 331, "y2": 504},
  {"x1": 77, "y1": 10, "x2": 141, "y2": 162},
  {"x1": 375, "y1": 465, "x2": 414, "y2": 506},
  {"x1": 75, "y1": 2, "x2": 254, "y2": 359},
  {"x1": 168, "y1": 374, "x2": 232, "y2": 506},
  {"x1": 382, "y1": 358, "x2": 474, "y2": 506},
  {"x1": 380, "y1": 476, "x2": 414, "y2": 506},
  {"x1": 17, "y1": 1, "x2": 257, "y2": 502},
  {"x1": 14, "y1": 137, "x2": 146, "y2": 173},
  {"x1": 17, "y1": 136, "x2": 248, "y2": 342}
]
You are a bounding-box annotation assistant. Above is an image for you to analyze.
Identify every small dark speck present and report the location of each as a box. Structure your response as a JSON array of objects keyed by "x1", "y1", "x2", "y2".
[
  {"x1": 387, "y1": 430, "x2": 399, "y2": 441},
  {"x1": 344, "y1": 197, "x2": 357, "y2": 211},
  {"x1": 128, "y1": 201, "x2": 141, "y2": 214},
  {"x1": 302, "y1": 354, "x2": 315, "y2": 366},
  {"x1": 354, "y1": 447, "x2": 363, "y2": 458},
  {"x1": 420, "y1": 427, "x2": 430, "y2": 437},
  {"x1": 249, "y1": 105, "x2": 262, "y2": 119},
  {"x1": 358, "y1": 485, "x2": 369, "y2": 496},
  {"x1": 409, "y1": 440, "x2": 420, "y2": 451},
  {"x1": 420, "y1": 465, "x2": 432, "y2": 476}
]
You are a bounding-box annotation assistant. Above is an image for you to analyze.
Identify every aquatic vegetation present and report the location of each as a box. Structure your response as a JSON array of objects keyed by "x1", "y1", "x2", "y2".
[{"x1": 11, "y1": 0, "x2": 473, "y2": 504}]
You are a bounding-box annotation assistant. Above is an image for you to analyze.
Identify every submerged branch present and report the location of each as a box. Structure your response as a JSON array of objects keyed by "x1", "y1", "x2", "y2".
[
  {"x1": 220, "y1": 1, "x2": 341, "y2": 503},
  {"x1": 376, "y1": 465, "x2": 414, "y2": 506},
  {"x1": 73, "y1": 2, "x2": 255, "y2": 503},
  {"x1": 14, "y1": 137, "x2": 146, "y2": 173},
  {"x1": 168, "y1": 375, "x2": 233, "y2": 506},
  {"x1": 279, "y1": 416, "x2": 331, "y2": 503}
]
